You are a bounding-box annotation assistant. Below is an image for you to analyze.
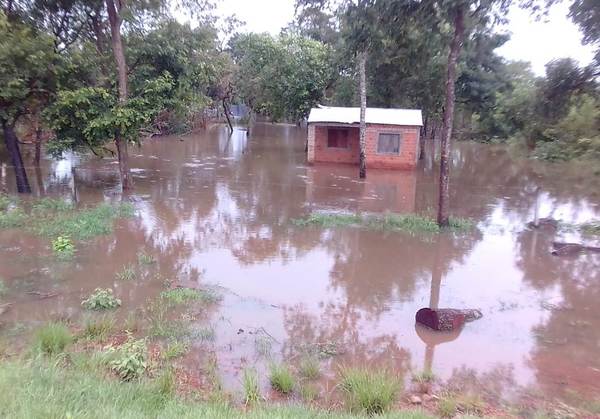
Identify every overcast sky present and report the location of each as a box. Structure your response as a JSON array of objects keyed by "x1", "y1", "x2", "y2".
[{"x1": 214, "y1": 0, "x2": 595, "y2": 76}]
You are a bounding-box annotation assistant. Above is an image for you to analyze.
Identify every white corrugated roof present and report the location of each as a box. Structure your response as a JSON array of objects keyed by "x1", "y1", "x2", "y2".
[{"x1": 308, "y1": 106, "x2": 422, "y2": 126}]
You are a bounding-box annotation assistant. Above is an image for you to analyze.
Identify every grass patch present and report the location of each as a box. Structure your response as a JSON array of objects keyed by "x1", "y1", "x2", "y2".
[
  {"x1": 292, "y1": 212, "x2": 474, "y2": 234},
  {"x1": 33, "y1": 322, "x2": 73, "y2": 355},
  {"x1": 579, "y1": 220, "x2": 600, "y2": 235},
  {"x1": 81, "y1": 314, "x2": 115, "y2": 342},
  {"x1": 339, "y1": 367, "x2": 400, "y2": 415},
  {"x1": 160, "y1": 288, "x2": 220, "y2": 306},
  {"x1": 146, "y1": 299, "x2": 188, "y2": 339},
  {"x1": 137, "y1": 251, "x2": 156, "y2": 265},
  {"x1": 0, "y1": 358, "x2": 433, "y2": 418},
  {"x1": 412, "y1": 369, "x2": 435, "y2": 384},
  {"x1": 82, "y1": 288, "x2": 121, "y2": 310},
  {"x1": 242, "y1": 368, "x2": 261, "y2": 405},
  {"x1": 298, "y1": 356, "x2": 321, "y2": 380},
  {"x1": 269, "y1": 363, "x2": 295, "y2": 394},
  {"x1": 0, "y1": 197, "x2": 134, "y2": 240},
  {"x1": 300, "y1": 382, "x2": 320, "y2": 402},
  {"x1": 437, "y1": 398, "x2": 457, "y2": 418},
  {"x1": 0, "y1": 279, "x2": 7, "y2": 297},
  {"x1": 116, "y1": 264, "x2": 137, "y2": 281},
  {"x1": 162, "y1": 340, "x2": 189, "y2": 361}
]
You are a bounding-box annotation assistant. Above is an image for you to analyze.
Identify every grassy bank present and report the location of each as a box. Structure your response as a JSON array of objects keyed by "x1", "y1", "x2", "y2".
[
  {"x1": 292, "y1": 212, "x2": 474, "y2": 234},
  {"x1": 0, "y1": 196, "x2": 134, "y2": 239},
  {"x1": 0, "y1": 358, "x2": 433, "y2": 419}
]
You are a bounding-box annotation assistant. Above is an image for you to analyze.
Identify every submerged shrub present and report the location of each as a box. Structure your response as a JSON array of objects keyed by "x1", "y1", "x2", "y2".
[
  {"x1": 339, "y1": 367, "x2": 400, "y2": 414},
  {"x1": 107, "y1": 336, "x2": 147, "y2": 381},
  {"x1": 82, "y1": 288, "x2": 121, "y2": 310},
  {"x1": 137, "y1": 251, "x2": 156, "y2": 265},
  {"x1": 33, "y1": 322, "x2": 72, "y2": 355},
  {"x1": 269, "y1": 363, "x2": 295, "y2": 394}
]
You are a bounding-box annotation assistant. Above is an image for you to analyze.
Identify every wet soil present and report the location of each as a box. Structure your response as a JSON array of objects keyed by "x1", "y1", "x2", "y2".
[{"x1": 1, "y1": 123, "x2": 599, "y2": 410}]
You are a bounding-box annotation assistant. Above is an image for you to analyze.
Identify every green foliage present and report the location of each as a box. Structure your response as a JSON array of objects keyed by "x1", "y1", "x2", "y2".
[
  {"x1": 339, "y1": 367, "x2": 400, "y2": 415},
  {"x1": 107, "y1": 336, "x2": 147, "y2": 381},
  {"x1": 33, "y1": 322, "x2": 72, "y2": 355},
  {"x1": 52, "y1": 236, "x2": 75, "y2": 258},
  {"x1": 82, "y1": 288, "x2": 121, "y2": 311},
  {"x1": 242, "y1": 368, "x2": 261, "y2": 405},
  {"x1": 580, "y1": 221, "x2": 600, "y2": 235},
  {"x1": 298, "y1": 356, "x2": 321, "y2": 380},
  {"x1": 293, "y1": 212, "x2": 475, "y2": 234},
  {"x1": 0, "y1": 279, "x2": 6, "y2": 297},
  {"x1": 46, "y1": 74, "x2": 175, "y2": 156},
  {"x1": 160, "y1": 288, "x2": 220, "y2": 306},
  {"x1": 81, "y1": 315, "x2": 115, "y2": 342},
  {"x1": 116, "y1": 264, "x2": 137, "y2": 281},
  {"x1": 412, "y1": 369, "x2": 435, "y2": 384},
  {"x1": 437, "y1": 398, "x2": 458, "y2": 418},
  {"x1": 231, "y1": 33, "x2": 331, "y2": 121},
  {"x1": 0, "y1": 207, "x2": 26, "y2": 228},
  {"x1": 0, "y1": 357, "x2": 434, "y2": 418},
  {"x1": 269, "y1": 363, "x2": 295, "y2": 394},
  {"x1": 137, "y1": 252, "x2": 156, "y2": 265},
  {"x1": 162, "y1": 340, "x2": 189, "y2": 360}
]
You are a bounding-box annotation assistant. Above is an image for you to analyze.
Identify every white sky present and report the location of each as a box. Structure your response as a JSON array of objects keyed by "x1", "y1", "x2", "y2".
[{"x1": 213, "y1": 0, "x2": 595, "y2": 76}]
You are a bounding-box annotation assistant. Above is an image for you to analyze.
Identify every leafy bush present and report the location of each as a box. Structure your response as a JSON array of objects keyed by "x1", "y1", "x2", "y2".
[
  {"x1": 33, "y1": 322, "x2": 72, "y2": 355},
  {"x1": 52, "y1": 236, "x2": 75, "y2": 258},
  {"x1": 339, "y1": 367, "x2": 400, "y2": 414},
  {"x1": 269, "y1": 363, "x2": 295, "y2": 394},
  {"x1": 82, "y1": 288, "x2": 121, "y2": 310},
  {"x1": 107, "y1": 336, "x2": 147, "y2": 381}
]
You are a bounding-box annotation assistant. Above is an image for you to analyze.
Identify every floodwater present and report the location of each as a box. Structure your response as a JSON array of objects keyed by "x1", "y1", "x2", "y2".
[{"x1": 1, "y1": 123, "x2": 599, "y2": 407}]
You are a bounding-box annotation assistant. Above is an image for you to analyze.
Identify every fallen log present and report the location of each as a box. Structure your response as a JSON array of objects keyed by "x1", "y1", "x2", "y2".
[
  {"x1": 527, "y1": 217, "x2": 559, "y2": 229},
  {"x1": 552, "y1": 242, "x2": 600, "y2": 256},
  {"x1": 416, "y1": 308, "x2": 482, "y2": 332}
]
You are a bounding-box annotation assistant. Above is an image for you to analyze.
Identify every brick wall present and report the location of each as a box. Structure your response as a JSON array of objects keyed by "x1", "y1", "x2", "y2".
[{"x1": 307, "y1": 123, "x2": 420, "y2": 170}]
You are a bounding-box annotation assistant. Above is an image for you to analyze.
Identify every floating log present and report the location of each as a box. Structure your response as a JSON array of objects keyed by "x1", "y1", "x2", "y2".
[
  {"x1": 416, "y1": 308, "x2": 482, "y2": 332},
  {"x1": 552, "y1": 242, "x2": 600, "y2": 256},
  {"x1": 527, "y1": 217, "x2": 559, "y2": 229}
]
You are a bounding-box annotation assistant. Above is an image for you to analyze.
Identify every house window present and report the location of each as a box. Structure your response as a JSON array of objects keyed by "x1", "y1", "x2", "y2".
[
  {"x1": 377, "y1": 133, "x2": 401, "y2": 154},
  {"x1": 327, "y1": 128, "x2": 349, "y2": 148}
]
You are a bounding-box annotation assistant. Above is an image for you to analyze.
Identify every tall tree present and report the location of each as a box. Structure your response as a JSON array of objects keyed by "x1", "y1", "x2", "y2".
[
  {"x1": 437, "y1": 3, "x2": 465, "y2": 226},
  {"x1": 0, "y1": 11, "x2": 58, "y2": 193},
  {"x1": 105, "y1": 0, "x2": 131, "y2": 189},
  {"x1": 358, "y1": 51, "x2": 367, "y2": 179}
]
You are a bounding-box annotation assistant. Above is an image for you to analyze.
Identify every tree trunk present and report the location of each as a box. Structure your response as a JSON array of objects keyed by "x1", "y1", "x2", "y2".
[
  {"x1": 358, "y1": 51, "x2": 367, "y2": 179},
  {"x1": 34, "y1": 125, "x2": 42, "y2": 166},
  {"x1": 437, "y1": 6, "x2": 465, "y2": 227},
  {"x1": 222, "y1": 97, "x2": 233, "y2": 134},
  {"x1": 420, "y1": 115, "x2": 427, "y2": 160},
  {"x1": 1, "y1": 119, "x2": 31, "y2": 193},
  {"x1": 106, "y1": 0, "x2": 132, "y2": 190}
]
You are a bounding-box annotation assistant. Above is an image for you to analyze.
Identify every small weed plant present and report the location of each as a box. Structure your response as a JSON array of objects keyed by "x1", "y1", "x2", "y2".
[
  {"x1": 81, "y1": 315, "x2": 115, "y2": 341},
  {"x1": 269, "y1": 363, "x2": 295, "y2": 394},
  {"x1": 107, "y1": 335, "x2": 147, "y2": 381},
  {"x1": 298, "y1": 356, "x2": 321, "y2": 379},
  {"x1": 116, "y1": 264, "x2": 136, "y2": 281},
  {"x1": 33, "y1": 322, "x2": 72, "y2": 355},
  {"x1": 242, "y1": 368, "x2": 261, "y2": 405},
  {"x1": 82, "y1": 288, "x2": 121, "y2": 310},
  {"x1": 52, "y1": 236, "x2": 75, "y2": 259},
  {"x1": 162, "y1": 340, "x2": 189, "y2": 360},
  {"x1": 339, "y1": 367, "x2": 400, "y2": 415},
  {"x1": 137, "y1": 251, "x2": 156, "y2": 265}
]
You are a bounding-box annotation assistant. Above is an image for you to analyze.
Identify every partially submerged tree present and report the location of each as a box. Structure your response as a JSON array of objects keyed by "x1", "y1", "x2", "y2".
[{"x1": 0, "y1": 11, "x2": 58, "y2": 193}]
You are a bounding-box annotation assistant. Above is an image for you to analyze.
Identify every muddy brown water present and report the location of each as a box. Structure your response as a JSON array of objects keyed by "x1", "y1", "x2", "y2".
[{"x1": 1, "y1": 123, "x2": 600, "y2": 406}]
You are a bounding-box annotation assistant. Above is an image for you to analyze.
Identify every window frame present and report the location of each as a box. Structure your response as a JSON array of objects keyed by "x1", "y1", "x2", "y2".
[
  {"x1": 326, "y1": 127, "x2": 351, "y2": 149},
  {"x1": 376, "y1": 132, "x2": 402, "y2": 155}
]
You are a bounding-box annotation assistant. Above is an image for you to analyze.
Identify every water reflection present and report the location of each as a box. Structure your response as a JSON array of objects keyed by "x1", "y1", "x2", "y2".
[{"x1": 1, "y1": 123, "x2": 599, "y2": 403}]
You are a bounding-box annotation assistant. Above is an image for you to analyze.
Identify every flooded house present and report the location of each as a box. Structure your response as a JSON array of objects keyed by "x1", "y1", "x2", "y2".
[{"x1": 307, "y1": 106, "x2": 423, "y2": 169}]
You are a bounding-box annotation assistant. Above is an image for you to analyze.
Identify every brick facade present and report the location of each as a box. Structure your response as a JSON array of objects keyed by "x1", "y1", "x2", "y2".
[{"x1": 307, "y1": 123, "x2": 420, "y2": 170}]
